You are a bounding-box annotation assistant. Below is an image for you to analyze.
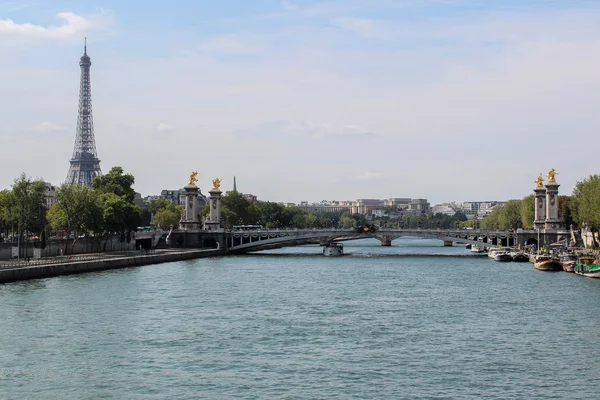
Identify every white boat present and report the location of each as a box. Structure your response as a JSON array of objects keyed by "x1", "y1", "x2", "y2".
[
  {"x1": 323, "y1": 243, "x2": 344, "y2": 256},
  {"x1": 471, "y1": 245, "x2": 486, "y2": 253},
  {"x1": 493, "y1": 251, "x2": 512, "y2": 262}
]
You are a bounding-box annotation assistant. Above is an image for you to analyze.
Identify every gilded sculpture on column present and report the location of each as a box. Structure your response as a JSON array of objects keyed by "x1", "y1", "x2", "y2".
[
  {"x1": 534, "y1": 173, "x2": 544, "y2": 188},
  {"x1": 188, "y1": 171, "x2": 198, "y2": 187},
  {"x1": 547, "y1": 168, "x2": 557, "y2": 184},
  {"x1": 211, "y1": 178, "x2": 222, "y2": 191}
]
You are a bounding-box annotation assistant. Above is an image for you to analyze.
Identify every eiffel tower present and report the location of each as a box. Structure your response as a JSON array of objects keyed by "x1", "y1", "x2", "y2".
[{"x1": 65, "y1": 38, "x2": 102, "y2": 186}]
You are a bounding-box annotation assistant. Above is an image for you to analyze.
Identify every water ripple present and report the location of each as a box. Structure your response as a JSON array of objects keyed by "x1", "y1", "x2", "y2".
[{"x1": 1, "y1": 239, "x2": 599, "y2": 399}]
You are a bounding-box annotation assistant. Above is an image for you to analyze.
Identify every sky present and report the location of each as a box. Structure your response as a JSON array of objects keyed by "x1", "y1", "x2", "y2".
[{"x1": 1, "y1": 0, "x2": 599, "y2": 205}]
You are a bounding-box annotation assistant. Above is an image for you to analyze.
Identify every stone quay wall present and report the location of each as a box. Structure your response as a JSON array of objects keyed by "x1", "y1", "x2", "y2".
[
  {"x1": 0, "y1": 249, "x2": 224, "y2": 284},
  {"x1": 0, "y1": 236, "x2": 137, "y2": 259}
]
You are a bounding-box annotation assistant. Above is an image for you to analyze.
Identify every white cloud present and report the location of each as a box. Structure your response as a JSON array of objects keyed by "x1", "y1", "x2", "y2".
[
  {"x1": 0, "y1": 1, "x2": 41, "y2": 12},
  {"x1": 29, "y1": 122, "x2": 66, "y2": 134},
  {"x1": 156, "y1": 123, "x2": 176, "y2": 132},
  {"x1": 331, "y1": 17, "x2": 388, "y2": 39},
  {"x1": 0, "y1": 12, "x2": 94, "y2": 38},
  {"x1": 281, "y1": 1, "x2": 299, "y2": 12},
  {"x1": 3, "y1": 3, "x2": 600, "y2": 204}
]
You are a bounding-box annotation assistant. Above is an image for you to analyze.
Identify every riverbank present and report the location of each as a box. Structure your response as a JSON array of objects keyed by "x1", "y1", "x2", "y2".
[{"x1": 0, "y1": 249, "x2": 224, "y2": 284}]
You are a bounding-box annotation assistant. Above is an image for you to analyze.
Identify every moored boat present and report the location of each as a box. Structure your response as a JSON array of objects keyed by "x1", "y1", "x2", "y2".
[
  {"x1": 323, "y1": 243, "x2": 344, "y2": 257},
  {"x1": 511, "y1": 252, "x2": 529, "y2": 262},
  {"x1": 471, "y1": 244, "x2": 486, "y2": 253},
  {"x1": 488, "y1": 247, "x2": 509, "y2": 259},
  {"x1": 494, "y1": 251, "x2": 513, "y2": 262},
  {"x1": 574, "y1": 256, "x2": 600, "y2": 278},
  {"x1": 534, "y1": 254, "x2": 562, "y2": 271},
  {"x1": 559, "y1": 253, "x2": 578, "y2": 272}
]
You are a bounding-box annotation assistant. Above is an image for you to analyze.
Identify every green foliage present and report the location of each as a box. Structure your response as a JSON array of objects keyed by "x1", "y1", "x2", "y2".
[
  {"x1": 454, "y1": 211, "x2": 468, "y2": 222},
  {"x1": 92, "y1": 166, "x2": 142, "y2": 237},
  {"x1": 572, "y1": 175, "x2": 600, "y2": 233},
  {"x1": 497, "y1": 200, "x2": 521, "y2": 230},
  {"x1": 150, "y1": 200, "x2": 183, "y2": 228},
  {"x1": 558, "y1": 195, "x2": 574, "y2": 228},
  {"x1": 480, "y1": 206, "x2": 500, "y2": 229},
  {"x1": 0, "y1": 189, "x2": 16, "y2": 233},
  {"x1": 47, "y1": 184, "x2": 100, "y2": 237},
  {"x1": 520, "y1": 195, "x2": 535, "y2": 229},
  {"x1": 221, "y1": 191, "x2": 258, "y2": 227},
  {"x1": 98, "y1": 192, "x2": 141, "y2": 234},
  {"x1": 340, "y1": 213, "x2": 356, "y2": 229},
  {"x1": 11, "y1": 174, "x2": 48, "y2": 236},
  {"x1": 148, "y1": 198, "x2": 173, "y2": 215},
  {"x1": 92, "y1": 166, "x2": 136, "y2": 203},
  {"x1": 200, "y1": 204, "x2": 210, "y2": 221}
]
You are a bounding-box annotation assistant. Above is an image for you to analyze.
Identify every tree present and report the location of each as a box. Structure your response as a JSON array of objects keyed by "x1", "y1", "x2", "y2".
[
  {"x1": 11, "y1": 174, "x2": 48, "y2": 256},
  {"x1": 92, "y1": 166, "x2": 136, "y2": 203},
  {"x1": 340, "y1": 213, "x2": 356, "y2": 229},
  {"x1": 498, "y1": 200, "x2": 522, "y2": 230},
  {"x1": 47, "y1": 184, "x2": 101, "y2": 253},
  {"x1": 572, "y1": 175, "x2": 600, "y2": 247},
  {"x1": 454, "y1": 211, "x2": 468, "y2": 222},
  {"x1": 221, "y1": 191, "x2": 257, "y2": 227},
  {"x1": 558, "y1": 195, "x2": 574, "y2": 229},
  {"x1": 92, "y1": 167, "x2": 142, "y2": 247},
  {"x1": 148, "y1": 198, "x2": 173, "y2": 216},
  {"x1": 481, "y1": 206, "x2": 501, "y2": 229},
  {"x1": 0, "y1": 189, "x2": 16, "y2": 238},
  {"x1": 520, "y1": 195, "x2": 535, "y2": 229},
  {"x1": 149, "y1": 200, "x2": 183, "y2": 229}
]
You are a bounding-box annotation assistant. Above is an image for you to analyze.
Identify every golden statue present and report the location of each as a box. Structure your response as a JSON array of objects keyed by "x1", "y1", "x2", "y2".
[
  {"x1": 211, "y1": 178, "x2": 222, "y2": 191},
  {"x1": 534, "y1": 173, "x2": 544, "y2": 188},
  {"x1": 188, "y1": 171, "x2": 198, "y2": 187},
  {"x1": 547, "y1": 168, "x2": 557, "y2": 184}
]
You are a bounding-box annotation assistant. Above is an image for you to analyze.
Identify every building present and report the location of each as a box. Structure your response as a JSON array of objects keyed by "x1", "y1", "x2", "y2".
[
  {"x1": 133, "y1": 192, "x2": 143, "y2": 208},
  {"x1": 44, "y1": 182, "x2": 56, "y2": 209},
  {"x1": 432, "y1": 203, "x2": 457, "y2": 216},
  {"x1": 351, "y1": 199, "x2": 384, "y2": 215},
  {"x1": 65, "y1": 40, "x2": 102, "y2": 186},
  {"x1": 160, "y1": 190, "x2": 182, "y2": 205},
  {"x1": 242, "y1": 193, "x2": 258, "y2": 203},
  {"x1": 462, "y1": 201, "x2": 504, "y2": 220},
  {"x1": 298, "y1": 202, "x2": 352, "y2": 214},
  {"x1": 141, "y1": 188, "x2": 207, "y2": 212},
  {"x1": 407, "y1": 199, "x2": 431, "y2": 214},
  {"x1": 384, "y1": 198, "x2": 412, "y2": 209}
]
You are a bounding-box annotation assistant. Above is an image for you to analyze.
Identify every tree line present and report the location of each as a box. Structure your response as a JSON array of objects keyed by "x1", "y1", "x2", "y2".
[
  {"x1": 463, "y1": 174, "x2": 600, "y2": 246},
  {"x1": 3, "y1": 168, "x2": 600, "y2": 251},
  {"x1": 0, "y1": 167, "x2": 143, "y2": 254}
]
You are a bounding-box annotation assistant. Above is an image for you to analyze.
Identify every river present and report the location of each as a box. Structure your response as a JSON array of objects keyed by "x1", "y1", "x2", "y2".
[{"x1": 1, "y1": 238, "x2": 599, "y2": 399}]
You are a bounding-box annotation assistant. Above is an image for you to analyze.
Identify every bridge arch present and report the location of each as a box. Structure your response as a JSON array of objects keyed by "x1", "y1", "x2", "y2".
[{"x1": 224, "y1": 228, "x2": 512, "y2": 254}]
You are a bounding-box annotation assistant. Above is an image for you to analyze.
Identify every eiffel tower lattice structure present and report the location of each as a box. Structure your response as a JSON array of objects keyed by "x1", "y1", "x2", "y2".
[{"x1": 65, "y1": 39, "x2": 102, "y2": 186}]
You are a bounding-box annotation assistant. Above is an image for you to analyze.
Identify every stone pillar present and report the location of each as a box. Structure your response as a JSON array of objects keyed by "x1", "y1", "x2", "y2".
[
  {"x1": 534, "y1": 187, "x2": 546, "y2": 230},
  {"x1": 179, "y1": 185, "x2": 201, "y2": 231},
  {"x1": 204, "y1": 190, "x2": 223, "y2": 231},
  {"x1": 379, "y1": 236, "x2": 393, "y2": 246},
  {"x1": 545, "y1": 183, "x2": 562, "y2": 230}
]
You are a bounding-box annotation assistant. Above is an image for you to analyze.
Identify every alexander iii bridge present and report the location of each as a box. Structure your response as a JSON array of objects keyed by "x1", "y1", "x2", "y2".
[
  {"x1": 167, "y1": 172, "x2": 570, "y2": 254},
  {"x1": 181, "y1": 227, "x2": 569, "y2": 254}
]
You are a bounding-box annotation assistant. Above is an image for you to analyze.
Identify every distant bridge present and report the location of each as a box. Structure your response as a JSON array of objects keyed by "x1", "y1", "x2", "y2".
[{"x1": 225, "y1": 228, "x2": 569, "y2": 254}]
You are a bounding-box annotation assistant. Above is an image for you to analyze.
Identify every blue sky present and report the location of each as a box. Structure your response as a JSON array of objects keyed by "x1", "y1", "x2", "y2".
[{"x1": 1, "y1": 0, "x2": 599, "y2": 204}]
